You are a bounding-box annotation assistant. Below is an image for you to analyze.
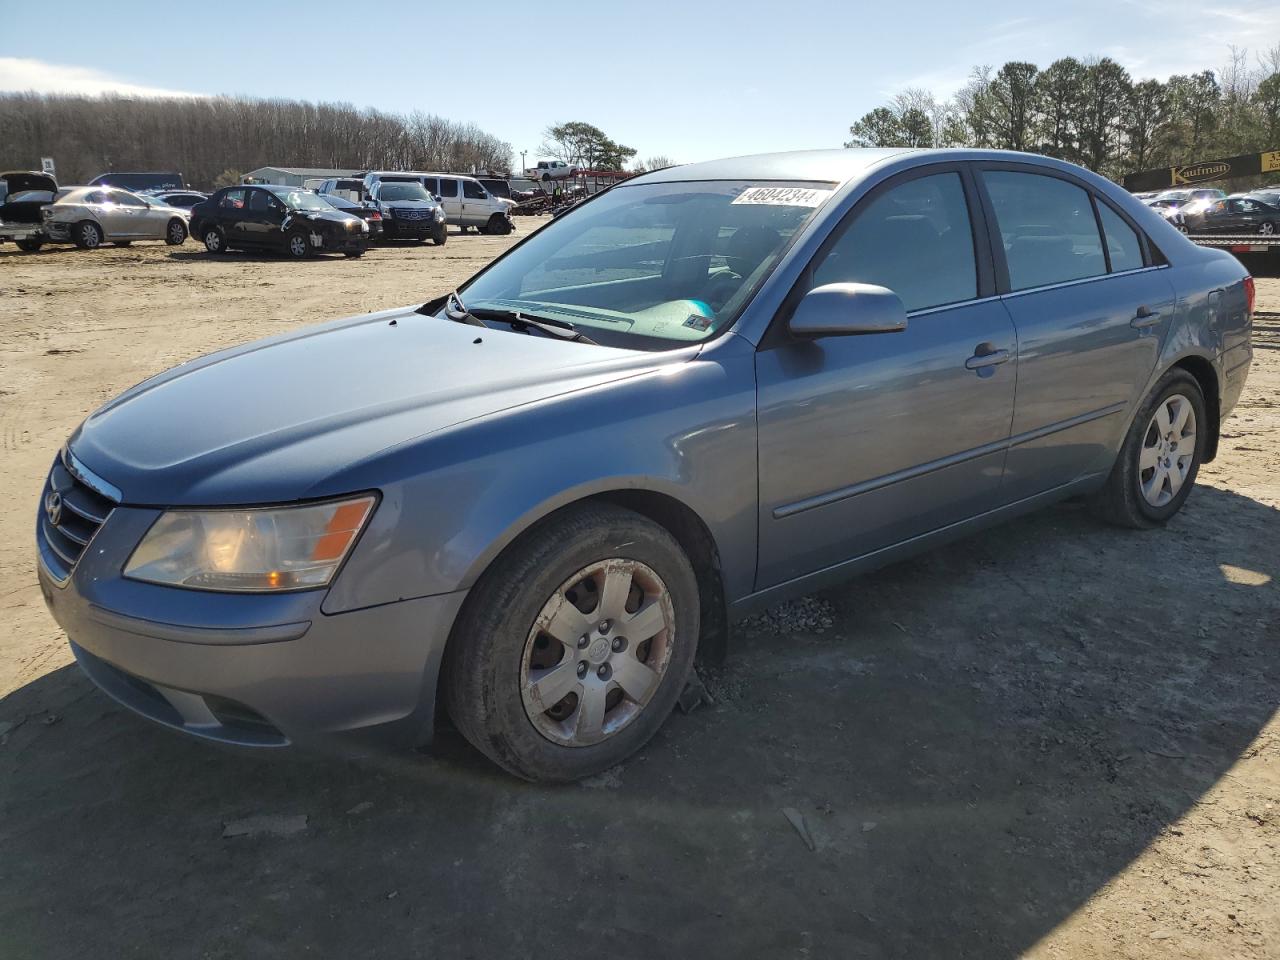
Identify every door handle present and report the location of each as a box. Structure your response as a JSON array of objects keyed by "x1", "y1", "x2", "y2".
[
  {"x1": 1131, "y1": 305, "x2": 1161, "y2": 329},
  {"x1": 965, "y1": 347, "x2": 1010, "y2": 370}
]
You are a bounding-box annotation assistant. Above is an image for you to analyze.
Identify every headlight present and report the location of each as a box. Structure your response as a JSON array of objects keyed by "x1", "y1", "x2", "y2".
[
  {"x1": 382, "y1": 207, "x2": 394, "y2": 218},
  {"x1": 124, "y1": 495, "x2": 376, "y2": 592},
  {"x1": 434, "y1": 208, "x2": 446, "y2": 222}
]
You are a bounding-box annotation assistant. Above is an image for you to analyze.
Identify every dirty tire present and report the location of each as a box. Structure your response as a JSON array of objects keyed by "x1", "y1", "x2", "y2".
[
  {"x1": 165, "y1": 218, "x2": 187, "y2": 245},
  {"x1": 343, "y1": 249, "x2": 364, "y2": 258},
  {"x1": 443, "y1": 503, "x2": 700, "y2": 782},
  {"x1": 202, "y1": 226, "x2": 227, "y2": 254},
  {"x1": 485, "y1": 213, "x2": 513, "y2": 236},
  {"x1": 1089, "y1": 368, "x2": 1206, "y2": 529},
  {"x1": 432, "y1": 224, "x2": 447, "y2": 246},
  {"x1": 74, "y1": 221, "x2": 103, "y2": 250},
  {"x1": 15, "y1": 238, "x2": 43, "y2": 252}
]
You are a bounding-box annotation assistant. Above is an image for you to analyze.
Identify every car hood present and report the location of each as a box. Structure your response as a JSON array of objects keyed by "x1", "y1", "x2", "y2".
[
  {"x1": 286, "y1": 208, "x2": 359, "y2": 227},
  {"x1": 69, "y1": 306, "x2": 691, "y2": 505}
]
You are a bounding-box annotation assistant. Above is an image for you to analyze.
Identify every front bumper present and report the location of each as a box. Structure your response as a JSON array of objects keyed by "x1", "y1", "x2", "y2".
[
  {"x1": 37, "y1": 497, "x2": 467, "y2": 751},
  {"x1": 381, "y1": 219, "x2": 441, "y2": 239}
]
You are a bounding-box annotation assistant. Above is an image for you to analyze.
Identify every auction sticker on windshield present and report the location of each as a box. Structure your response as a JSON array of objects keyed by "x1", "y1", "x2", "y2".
[{"x1": 732, "y1": 186, "x2": 834, "y2": 207}]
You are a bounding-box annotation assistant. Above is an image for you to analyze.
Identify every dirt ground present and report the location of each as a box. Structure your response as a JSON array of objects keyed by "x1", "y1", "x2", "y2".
[{"x1": 0, "y1": 233, "x2": 1276, "y2": 960}]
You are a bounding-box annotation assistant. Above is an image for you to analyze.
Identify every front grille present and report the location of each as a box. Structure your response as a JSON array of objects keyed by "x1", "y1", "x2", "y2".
[
  {"x1": 394, "y1": 208, "x2": 432, "y2": 221},
  {"x1": 37, "y1": 452, "x2": 117, "y2": 582}
]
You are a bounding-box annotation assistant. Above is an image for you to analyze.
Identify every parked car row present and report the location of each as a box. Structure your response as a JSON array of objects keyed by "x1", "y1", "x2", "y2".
[
  {"x1": 313, "y1": 170, "x2": 516, "y2": 236},
  {"x1": 1133, "y1": 185, "x2": 1280, "y2": 235}
]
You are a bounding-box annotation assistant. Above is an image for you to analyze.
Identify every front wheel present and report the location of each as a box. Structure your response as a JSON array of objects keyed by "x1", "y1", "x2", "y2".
[
  {"x1": 484, "y1": 213, "x2": 513, "y2": 236},
  {"x1": 443, "y1": 503, "x2": 700, "y2": 781},
  {"x1": 432, "y1": 224, "x2": 447, "y2": 246},
  {"x1": 286, "y1": 229, "x2": 312, "y2": 258},
  {"x1": 1259, "y1": 221, "x2": 1276, "y2": 236},
  {"x1": 1090, "y1": 369, "x2": 1206, "y2": 528},
  {"x1": 15, "y1": 238, "x2": 43, "y2": 252},
  {"x1": 165, "y1": 218, "x2": 188, "y2": 245},
  {"x1": 343, "y1": 249, "x2": 364, "y2": 258}
]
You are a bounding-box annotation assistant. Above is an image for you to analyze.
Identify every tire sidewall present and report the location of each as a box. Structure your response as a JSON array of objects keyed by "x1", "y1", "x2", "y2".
[
  {"x1": 447, "y1": 507, "x2": 699, "y2": 781},
  {"x1": 203, "y1": 227, "x2": 224, "y2": 253},
  {"x1": 1117, "y1": 370, "x2": 1207, "y2": 525},
  {"x1": 166, "y1": 219, "x2": 187, "y2": 245}
]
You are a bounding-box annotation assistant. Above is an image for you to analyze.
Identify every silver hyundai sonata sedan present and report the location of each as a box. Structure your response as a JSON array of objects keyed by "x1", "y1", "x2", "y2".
[{"x1": 36, "y1": 149, "x2": 1253, "y2": 781}]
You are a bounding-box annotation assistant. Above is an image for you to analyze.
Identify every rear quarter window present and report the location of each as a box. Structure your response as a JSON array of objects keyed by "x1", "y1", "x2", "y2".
[{"x1": 1096, "y1": 203, "x2": 1144, "y2": 273}]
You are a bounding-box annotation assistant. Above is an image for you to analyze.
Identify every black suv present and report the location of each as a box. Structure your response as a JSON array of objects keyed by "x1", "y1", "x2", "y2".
[{"x1": 190, "y1": 184, "x2": 370, "y2": 258}]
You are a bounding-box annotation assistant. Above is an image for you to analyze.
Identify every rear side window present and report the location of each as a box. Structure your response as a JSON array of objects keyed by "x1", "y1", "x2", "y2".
[
  {"x1": 985, "y1": 171, "x2": 1106, "y2": 291},
  {"x1": 463, "y1": 180, "x2": 486, "y2": 200},
  {"x1": 1097, "y1": 203, "x2": 1143, "y2": 273},
  {"x1": 813, "y1": 172, "x2": 977, "y2": 313},
  {"x1": 438, "y1": 178, "x2": 458, "y2": 198}
]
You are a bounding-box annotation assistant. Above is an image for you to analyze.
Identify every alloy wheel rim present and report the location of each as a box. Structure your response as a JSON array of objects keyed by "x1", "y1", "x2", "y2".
[
  {"x1": 1262, "y1": 222, "x2": 1275, "y2": 235},
  {"x1": 169, "y1": 222, "x2": 184, "y2": 243},
  {"x1": 206, "y1": 230, "x2": 221, "y2": 250},
  {"x1": 82, "y1": 225, "x2": 100, "y2": 247},
  {"x1": 520, "y1": 558, "x2": 676, "y2": 747},
  {"x1": 1139, "y1": 394, "x2": 1196, "y2": 507},
  {"x1": 290, "y1": 235, "x2": 307, "y2": 256}
]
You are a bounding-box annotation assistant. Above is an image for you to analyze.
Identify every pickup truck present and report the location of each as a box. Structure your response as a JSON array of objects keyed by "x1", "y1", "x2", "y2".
[
  {"x1": 524, "y1": 159, "x2": 580, "y2": 181},
  {"x1": 0, "y1": 170, "x2": 58, "y2": 251}
]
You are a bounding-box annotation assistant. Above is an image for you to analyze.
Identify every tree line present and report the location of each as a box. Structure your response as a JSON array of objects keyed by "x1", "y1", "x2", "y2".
[
  {"x1": 846, "y1": 47, "x2": 1280, "y2": 182},
  {"x1": 0, "y1": 93, "x2": 513, "y2": 187}
]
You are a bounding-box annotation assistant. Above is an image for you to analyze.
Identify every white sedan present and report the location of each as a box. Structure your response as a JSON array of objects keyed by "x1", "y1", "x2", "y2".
[{"x1": 42, "y1": 187, "x2": 190, "y2": 249}]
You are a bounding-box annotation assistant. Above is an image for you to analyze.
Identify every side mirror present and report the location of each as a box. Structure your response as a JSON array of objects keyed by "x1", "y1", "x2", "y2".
[
  {"x1": 788, "y1": 282, "x2": 909, "y2": 338},
  {"x1": 434, "y1": 194, "x2": 443, "y2": 203}
]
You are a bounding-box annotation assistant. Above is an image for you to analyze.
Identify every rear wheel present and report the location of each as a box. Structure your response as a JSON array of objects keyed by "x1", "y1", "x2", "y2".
[
  {"x1": 443, "y1": 503, "x2": 699, "y2": 781},
  {"x1": 15, "y1": 238, "x2": 43, "y2": 252},
  {"x1": 202, "y1": 226, "x2": 227, "y2": 254},
  {"x1": 343, "y1": 249, "x2": 364, "y2": 258},
  {"x1": 1259, "y1": 221, "x2": 1276, "y2": 236},
  {"x1": 165, "y1": 218, "x2": 188, "y2": 245},
  {"x1": 74, "y1": 221, "x2": 103, "y2": 250},
  {"x1": 1090, "y1": 369, "x2": 1206, "y2": 528}
]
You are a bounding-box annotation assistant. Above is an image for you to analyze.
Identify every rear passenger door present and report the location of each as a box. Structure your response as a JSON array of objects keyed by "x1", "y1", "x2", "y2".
[
  {"x1": 755, "y1": 166, "x2": 1018, "y2": 588},
  {"x1": 436, "y1": 177, "x2": 461, "y2": 224},
  {"x1": 978, "y1": 165, "x2": 1174, "y2": 501},
  {"x1": 462, "y1": 178, "x2": 489, "y2": 226}
]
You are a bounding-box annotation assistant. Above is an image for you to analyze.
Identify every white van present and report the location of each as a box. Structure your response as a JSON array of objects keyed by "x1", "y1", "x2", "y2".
[{"x1": 417, "y1": 173, "x2": 516, "y2": 234}]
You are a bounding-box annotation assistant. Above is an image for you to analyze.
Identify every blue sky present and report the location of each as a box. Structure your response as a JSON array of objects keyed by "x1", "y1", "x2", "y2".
[{"x1": 1, "y1": 0, "x2": 1276, "y2": 167}]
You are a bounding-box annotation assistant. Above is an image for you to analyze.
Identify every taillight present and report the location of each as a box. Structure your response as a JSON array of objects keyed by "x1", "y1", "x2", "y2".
[
  {"x1": 1244, "y1": 276, "x2": 1255, "y2": 316},
  {"x1": 369, "y1": 212, "x2": 381, "y2": 221}
]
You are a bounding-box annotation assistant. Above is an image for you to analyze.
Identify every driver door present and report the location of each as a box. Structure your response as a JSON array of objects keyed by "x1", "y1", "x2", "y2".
[{"x1": 754, "y1": 166, "x2": 1017, "y2": 588}]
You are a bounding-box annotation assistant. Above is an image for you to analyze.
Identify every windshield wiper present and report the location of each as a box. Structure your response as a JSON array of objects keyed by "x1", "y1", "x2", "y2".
[
  {"x1": 443, "y1": 289, "x2": 487, "y2": 327},
  {"x1": 471, "y1": 307, "x2": 598, "y2": 345}
]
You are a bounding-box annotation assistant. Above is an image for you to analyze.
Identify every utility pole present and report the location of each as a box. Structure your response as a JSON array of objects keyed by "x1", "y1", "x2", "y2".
[{"x1": 520, "y1": 150, "x2": 527, "y2": 174}]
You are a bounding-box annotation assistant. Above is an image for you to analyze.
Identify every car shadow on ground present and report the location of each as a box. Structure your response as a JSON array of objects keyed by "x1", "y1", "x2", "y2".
[{"x1": 1, "y1": 485, "x2": 1276, "y2": 958}]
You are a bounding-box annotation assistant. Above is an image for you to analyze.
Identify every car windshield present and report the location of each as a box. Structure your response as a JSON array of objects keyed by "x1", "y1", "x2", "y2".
[
  {"x1": 379, "y1": 182, "x2": 430, "y2": 202},
  {"x1": 456, "y1": 180, "x2": 833, "y2": 348},
  {"x1": 273, "y1": 190, "x2": 330, "y2": 211}
]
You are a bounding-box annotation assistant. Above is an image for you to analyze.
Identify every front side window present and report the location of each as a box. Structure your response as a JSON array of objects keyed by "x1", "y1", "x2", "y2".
[
  {"x1": 458, "y1": 180, "x2": 832, "y2": 347},
  {"x1": 812, "y1": 172, "x2": 977, "y2": 313},
  {"x1": 220, "y1": 189, "x2": 246, "y2": 210},
  {"x1": 985, "y1": 171, "x2": 1106, "y2": 291},
  {"x1": 1097, "y1": 203, "x2": 1143, "y2": 273},
  {"x1": 463, "y1": 180, "x2": 486, "y2": 200},
  {"x1": 112, "y1": 190, "x2": 147, "y2": 207}
]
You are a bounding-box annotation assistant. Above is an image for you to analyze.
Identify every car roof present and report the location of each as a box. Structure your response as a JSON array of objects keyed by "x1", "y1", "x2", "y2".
[{"x1": 629, "y1": 148, "x2": 912, "y2": 186}]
